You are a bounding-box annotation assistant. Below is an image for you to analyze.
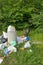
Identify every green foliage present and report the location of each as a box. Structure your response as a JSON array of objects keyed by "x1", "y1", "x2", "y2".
[{"x1": 0, "y1": 0, "x2": 43, "y2": 33}]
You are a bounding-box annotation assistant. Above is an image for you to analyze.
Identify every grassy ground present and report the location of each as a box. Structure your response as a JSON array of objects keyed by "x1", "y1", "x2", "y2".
[
  {"x1": 1, "y1": 44, "x2": 43, "y2": 65},
  {"x1": 0, "y1": 31, "x2": 43, "y2": 65},
  {"x1": 29, "y1": 32, "x2": 43, "y2": 43}
]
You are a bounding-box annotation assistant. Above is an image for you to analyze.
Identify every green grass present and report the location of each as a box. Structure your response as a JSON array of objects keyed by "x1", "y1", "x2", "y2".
[
  {"x1": 1, "y1": 44, "x2": 43, "y2": 65},
  {"x1": 30, "y1": 33, "x2": 43, "y2": 43}
]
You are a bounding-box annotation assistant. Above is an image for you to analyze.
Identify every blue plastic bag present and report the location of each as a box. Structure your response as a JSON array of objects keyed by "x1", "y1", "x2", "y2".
[{"x1": 26, "y1": 37, "x2": 30, "y2": 41}]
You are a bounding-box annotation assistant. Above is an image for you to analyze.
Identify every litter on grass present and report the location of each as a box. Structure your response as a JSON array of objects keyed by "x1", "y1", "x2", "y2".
[
  {"x1": 10, "y1": 41, "x2": 17, "y2": 46},
  {"x1": 17, "y1": 36, "x2": 23, "y2": 44},
  {"x1": 4, "y1": 46, "x2": 17, "y2": 56},
  {"x1": 0, "y1": 44, "x2": 3, "y2": 50},
  {"x1": 29, "y1": 49, "x2": 32, "y2": 52},
  {"x1": 7, "y1": 25, "x2": 17, "y2": 43},
  {"x1": 3, "y1": 31, "x2": 8, "y2": 39},
  {"x1": 0, "y1": 25, "x2": 32, "y2": 64},
  {"x1": 24, "y1": 41, "x2": 31, "y2": 48},
  {"x1": 0, "y1": 58, "x2": 3, "y2": 64}
]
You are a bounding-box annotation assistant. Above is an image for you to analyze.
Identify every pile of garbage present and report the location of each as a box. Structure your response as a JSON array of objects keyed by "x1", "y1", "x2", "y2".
[{"x1": 0, "y1": 25, "x2": 32, "y2": 64}]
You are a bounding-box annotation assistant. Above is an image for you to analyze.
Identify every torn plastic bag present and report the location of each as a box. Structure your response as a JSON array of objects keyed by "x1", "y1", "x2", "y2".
[
  {"x1": 3, "y1": 31, "x2": 8, "y2": 39},
  {"x1": 24, "y1": 41, "x2": 31, "y2": 48},
  {"x1": 0, "y1": 58, "x2": 3, "y2": 64}
]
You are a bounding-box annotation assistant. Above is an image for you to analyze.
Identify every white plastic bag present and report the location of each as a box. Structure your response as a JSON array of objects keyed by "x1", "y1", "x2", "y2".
[
  {"x1": 0, "y1": 44, "x2": 2, "y2": 50},
  {"x1": 24, "y1": 41, "x2": 31, "y2": 48},
  {"x1": 17, "y1": 36, "x2": 23, "y2": 44},
  {"x1": 8, "y1": 46, "x2": 17, "y2": 52},
  {"x1": 3, "y1": 31, "x2": 8, "y2": 39},
  {"x1": 0, "y1": 58, "x2": 3, "y2": 64}
]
